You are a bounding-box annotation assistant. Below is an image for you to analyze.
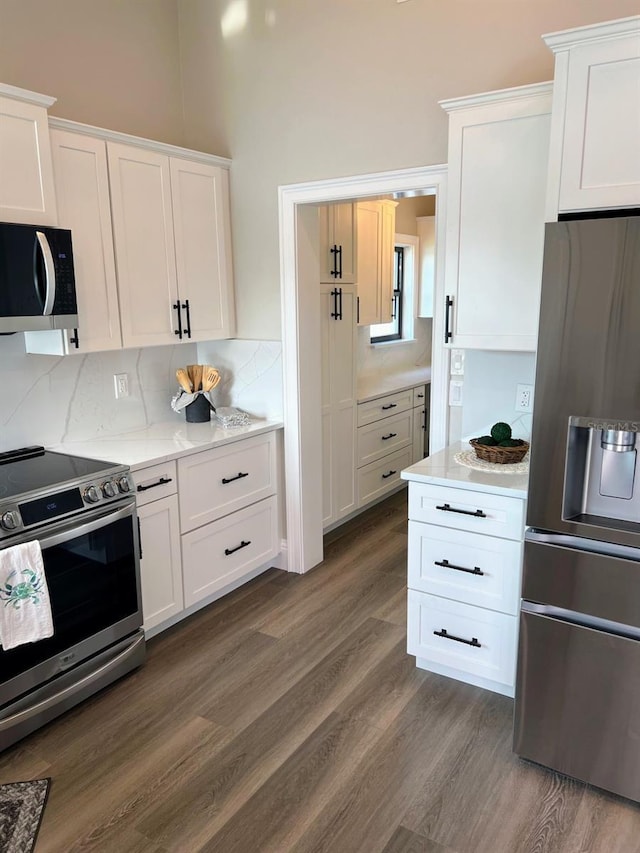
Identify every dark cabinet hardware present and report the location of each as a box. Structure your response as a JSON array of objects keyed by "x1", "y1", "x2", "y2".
[
  {"x1": 136, "y1": 477, "x2": 172, "y2": 492},
  {"x1": 382, "y1": 470, "x2": 397, "y2": 479},
  {"x1": 338, "y1": 287, "x2": 343, "y2": 319},
  {"x1": 357, "y1": 296, "x2": 360, "y2": 324},
  {"x1": 331, "y1": 288, "x2": 340, "y2": 320},
  {"x1": 330, "y1": 244, "x2": 343, "y2": 279},
  {"x1": 225, "y1": 540, "x2": 251, "y2": 556},
  {"x1": 416, "y1": 393, "x2": 424, "y2": 399},
  {"x1": 445, "y1": 295, "x2": 454, "y2": 343},
  {"x1": 173, "y1": 301, "x2": 183, "y2": 339},
  {"x1": 434, "y1": 628, "x2": 481, "y2": 648},
  {"x1": 181, "y1": 299, "x2": 192, "y2": 339},
  {"x1": 436, "y1": 503, "x2": 487, "y2": 518},
  {"x1": 137, "y1": 516, "x2": 143, "y2": 560},
  {"x1": 221, "y1": 472, "x2": 249, "y2": 485},
  {"x1": 69, "y1": 328, "x2": 80, "y2": 349},
  {"x1": 381, "y1": 403, "x2": 397, "y2": 411},
  {"x1": 381, "y1": 433, "x2": 397, "y2": 441},
  {"x1": 435, "y1": 559, "x2": 484, "y2": 576},
  {"x1": 422, "y1": 408, "x2": 427, "y2": 431}
]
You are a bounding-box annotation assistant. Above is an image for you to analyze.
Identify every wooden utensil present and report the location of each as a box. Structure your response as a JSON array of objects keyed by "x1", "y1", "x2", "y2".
[
  {"x1": 176, "y1": 368, "x2": 192, "y2": 393},
  {"x1": 187, "y1": 364, "x2": 203, "y2": 392},
  {"x1": 202, "y1": 366, "x2": 221, "y2": 392}
]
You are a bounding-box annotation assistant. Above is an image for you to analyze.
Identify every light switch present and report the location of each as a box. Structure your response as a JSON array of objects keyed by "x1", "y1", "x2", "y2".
[
  {"x1": 451, "y1": 349, "x2": 465, "y2": 376},
  {"x1": 449, "y1": 380, "x2": 463, "y2": 407}
]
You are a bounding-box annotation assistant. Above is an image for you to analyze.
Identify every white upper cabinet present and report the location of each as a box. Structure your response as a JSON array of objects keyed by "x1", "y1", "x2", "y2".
[
  {"x1": 356, "y1": 199, "x2": 397, "y2": 327},
  {"x1": 169, "y1": 158, "x2": 235, "y2": 341},
  {"x1": 26, "y1": 128, "x2": 122, "y2": 355},
  {"x1": 544, "y1": 16, "x2": 640, "y2": 217},
  {"x1": 416, "y1": 216, "x2": 435, "y2": 319},
  {"x1": 0, "y1": 84, "x2": 58, "y2": 226},
  {"x1": 319, "y1": 203, "x2": 357, "y2": 283},
  {"x1": 440, "y1": 83, "x2": 552, "y2": 351}
]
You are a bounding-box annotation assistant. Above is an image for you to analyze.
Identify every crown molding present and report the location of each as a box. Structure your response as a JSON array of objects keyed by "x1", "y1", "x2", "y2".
[
  {"x1": 0, "y1": 82, "x2": 56, "y2": 108},
  {"x1": 439, "y1": 81, "x2": 553, "y2": 113},
  {"x1": 543, "y1": 15, "x2": 640, "y2": 52}
]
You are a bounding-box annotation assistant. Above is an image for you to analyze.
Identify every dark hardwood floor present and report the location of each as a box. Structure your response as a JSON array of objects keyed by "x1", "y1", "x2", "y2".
[{"x1": 2, "y1": 490, "x2": 640, "y2": 852}]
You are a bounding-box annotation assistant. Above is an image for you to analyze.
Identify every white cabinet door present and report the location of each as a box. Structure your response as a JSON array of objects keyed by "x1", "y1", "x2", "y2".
[
  {"x1": 321, "y1": 283, "x2": 357, "y2": 527},
  {"x1": 170, "y1": 158, "x2": 235, "y2": 341},
  {"x1": 0, "y1": 92, "x2": 57, "y2": 225},
  {"x1": 138, "y1": 494, "x2": 183, "y2": 633},
  {"x1": 26, "y1": 129, "x2": 122, "y2": 355},
  {"x1": 356, "y1": 200, "x2": 396, "y2": 326},
  {"x1": 416, "y1": 216, "x2": 435, "y2": 318},
  {"x1": 319, "y1": 203, "x2": 357, "y2": 283},
  {"x1": 441, "y1": 84, "x2": 552, "y2": 351},
  {"x1": 412, "y1": 405, "x2": 426, "y2": 464},
  {"x1": 545, "y1": 22, "x2": 640, "y2": 214},
  {"x1": 107, "y1": 142, "x2": 180, "y2": 347}
]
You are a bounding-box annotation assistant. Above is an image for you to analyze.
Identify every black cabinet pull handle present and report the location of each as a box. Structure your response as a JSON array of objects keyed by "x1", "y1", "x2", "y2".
[
  {"x1": 338, "y1": 286, "x2": 343, "y2": 320},
  {"x1": 222, "y1": 471, "x2": 249, "y2": 484},
  {"x1": 423, "y1": 408, "x2": 427, "y2": 431},
  {"x1": 173, "y1": 301, "x2": 183, "y2": 339},
  {"x1": 337, "y1": 245, "x2": 343, "y2": 279},
  {"x1": 330, "y1": 288, "x2": 340, "y2": 320},
  {"x1": 382, "y1": 470, "x2": 397, "y2": 479},
  {"x1": 436, "y1": 503, "x2": 487, "y2": 518},
  {"x1": 69, "y1": 328, "x2": 80, "y2": 349},
  {"x1": 137, "y1": 477, "x2": 172, "y2": 492},
  {"x1": 381, "y1": 403, "x2": 397, "y2": 411},
  {"x1": 435, "y1": 559, "x2": 484, "y2": 576},
  {"x1": 330, "y1": 244, "x2": 339, "y2": 279},
  {"x1": 445, "y1": 295, "x2": 454, "y2": 343},
  {"x1": 434, "y1": 629, "x2": 481, "y2": 648},
  {"x1": 357, "y1": 295, "x2": 360, "y2": 324},
  {"x1": 381, "y1": 433, "x2": 397, "y2": 441},
  {"x1": 225, "y1": 540, "x2": 251, "y2": 556},
  {"x1": 181, "y1": 299, "x2": 192, "y2": 338}
]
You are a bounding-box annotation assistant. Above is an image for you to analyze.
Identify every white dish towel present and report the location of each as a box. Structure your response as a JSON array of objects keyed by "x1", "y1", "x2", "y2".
[{"x1": 0, "y1": 541, "x2": 53, "y2": 650}]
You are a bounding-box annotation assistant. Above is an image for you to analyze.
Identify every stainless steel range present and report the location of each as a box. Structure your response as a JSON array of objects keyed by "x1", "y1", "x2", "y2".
[{"x1": 0, "y1": 445, "x2": 145, "y2": 750}]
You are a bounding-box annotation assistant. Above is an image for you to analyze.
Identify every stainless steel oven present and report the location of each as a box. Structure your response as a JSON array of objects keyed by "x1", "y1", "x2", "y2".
[{"x1": 0, "y1": 446, "x2": 145, "y2": 750}]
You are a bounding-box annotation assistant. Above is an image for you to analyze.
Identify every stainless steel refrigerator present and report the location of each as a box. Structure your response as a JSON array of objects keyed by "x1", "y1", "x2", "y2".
[{"x1": 513, "y1": 215, "x2": 640, "y2": 802}]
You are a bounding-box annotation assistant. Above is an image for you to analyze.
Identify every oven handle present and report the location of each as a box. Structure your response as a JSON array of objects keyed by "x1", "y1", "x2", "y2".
[
  {"x1": 34, "y1": 502, "x2": 136, "y2": 551},
  {"x1": 0, "y1": 632, "x2": 144, "y2": 734}
]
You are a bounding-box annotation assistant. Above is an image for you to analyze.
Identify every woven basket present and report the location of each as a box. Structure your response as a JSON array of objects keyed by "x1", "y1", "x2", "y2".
[{"x1": 469, "y1": 438, "x2": 529, "y2": 465}]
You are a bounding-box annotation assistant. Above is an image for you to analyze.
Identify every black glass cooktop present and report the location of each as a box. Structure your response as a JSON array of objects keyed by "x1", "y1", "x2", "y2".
[{"x1": 0, "y1": 446, "x2": 123, "y2": 501}]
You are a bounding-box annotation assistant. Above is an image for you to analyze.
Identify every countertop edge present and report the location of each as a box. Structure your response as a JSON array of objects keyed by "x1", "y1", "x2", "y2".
[{"x1": 400, "y1": 469, "x2": 528, "y2": 499}]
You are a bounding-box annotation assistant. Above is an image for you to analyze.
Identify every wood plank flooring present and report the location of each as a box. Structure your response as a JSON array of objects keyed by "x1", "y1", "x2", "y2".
[{"x1": 2, "y1": 489, "x2": 640, "y2": 852}]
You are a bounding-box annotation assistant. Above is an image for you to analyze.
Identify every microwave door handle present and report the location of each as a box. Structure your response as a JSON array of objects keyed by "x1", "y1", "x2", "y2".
[{"x1": 35, "y1": 231, "x2": 56, "y2": 316}]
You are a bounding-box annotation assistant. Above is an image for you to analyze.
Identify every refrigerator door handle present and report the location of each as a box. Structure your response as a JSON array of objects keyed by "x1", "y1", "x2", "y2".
[
  {"x1": 525, "y1": 528, "x2": 640, "y2": 562},
  {"x1": 520, "y1": 599, "x2": 640, "y2": 641}
]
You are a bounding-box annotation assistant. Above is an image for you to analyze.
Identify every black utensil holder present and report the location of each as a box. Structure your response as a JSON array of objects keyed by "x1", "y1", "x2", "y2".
[{"x1": 185, "y1": 394, "x2": 212, "y2": 423}]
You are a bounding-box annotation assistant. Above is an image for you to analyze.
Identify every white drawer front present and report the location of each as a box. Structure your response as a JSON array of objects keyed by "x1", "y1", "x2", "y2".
[
  {"x1": 357, "y1": 409, "x2": 413, "y2": 468},
  {"x1": 407, "y1": 590, "x2": 518, "y2": 688},
  {"x1": 357, "y1": 446, "x2": 411, "y2": 507},
  {"x1": 178, "y1": 432, "x2": 277, "y2": 532},
  {"x1": 133, "y1": 460, "x2": 177, "y2": 507},
  {"x1": 412, "y1": 385, "x2": 427, "y2": 408},
  {"x1": 408, "y1": 482, "x2": 525, "y2": 541},
  {"x1": 182, "y1": 496, "x2": 279, "y2": 607},
  {"x1": 408, "y1": 522, "x2": 522, "y2": 614},
  {"x1": 357, "y1": 389, "x2": 414, "y2": 427}
]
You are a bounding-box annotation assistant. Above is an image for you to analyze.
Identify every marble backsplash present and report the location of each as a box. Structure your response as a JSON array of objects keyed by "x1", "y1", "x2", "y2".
[{"x1": 357, "y1": 317, "x2": 432, "y2": 378}]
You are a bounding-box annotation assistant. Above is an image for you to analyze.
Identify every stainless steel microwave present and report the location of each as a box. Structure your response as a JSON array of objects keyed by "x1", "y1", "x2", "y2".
[{"x1": 0, "y1": 222, "x2": 78, "y2": 333}]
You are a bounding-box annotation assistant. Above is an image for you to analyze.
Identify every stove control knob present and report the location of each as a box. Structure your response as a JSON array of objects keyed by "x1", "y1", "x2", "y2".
[
  {"x1": 83, "y1": 485, "x2": 100, "y2": 504},
  {"x1": 117, "y1": 476, "x2": 131, "y2": 493},
  {"x1": 102, "y1": 480, "x2": 117, "y2": 499},
  {"x1": 1, "y1": 511, "x2": 18, "y2": 531}
]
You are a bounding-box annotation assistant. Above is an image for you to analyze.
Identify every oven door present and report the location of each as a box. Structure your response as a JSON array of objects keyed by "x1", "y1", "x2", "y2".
[{"x1": 0, "y1": 499, "x2": 142, "y2": 708}]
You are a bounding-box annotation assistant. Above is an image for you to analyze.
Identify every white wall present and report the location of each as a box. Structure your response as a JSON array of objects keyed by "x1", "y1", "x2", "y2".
[{"x1": 0, "y1": 336, "x2": 196, "y2": 452}]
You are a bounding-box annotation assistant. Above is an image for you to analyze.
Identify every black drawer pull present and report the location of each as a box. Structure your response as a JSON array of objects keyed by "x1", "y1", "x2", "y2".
[
  {"x1": 225, "y1": 540, "x2": 251, "y2": 556},
  {"x1": 434, "y1": 628, "x2": 481, "y2": 648},
  {"x1": 435, "y1": 503, "x2": 487, "y2": 518},
  {"x1": 382, "y1": 470, "x2": 397, "y2": 479},
  {"x1": 381, "y1": 433, "x2": 397, "y2": 441},
  {"x1": 435, "y1": 559, "x2": 484, "y2": 577},
  {"x1": 381, "y1": 403, "x2": 397, "y2": 411},
  {"x1": 222, "y1": 472, "x2": 249, "y2": 485},
  {"x1": 137, "y1": 477, "x2": 172, "y2": 492}
]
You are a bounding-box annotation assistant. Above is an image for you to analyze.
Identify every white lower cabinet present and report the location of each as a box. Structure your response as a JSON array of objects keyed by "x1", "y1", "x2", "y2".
[
  {"x1": 406, "y1": 480, "x2": 526, "y2": 697},
  {"x1": 134, "y1": 429, "x2": 280, "y2": 635}
]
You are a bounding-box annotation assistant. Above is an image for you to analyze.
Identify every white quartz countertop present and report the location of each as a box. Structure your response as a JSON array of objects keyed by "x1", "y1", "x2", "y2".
[
  {"x1": 357, "y1": 367, "x2": 431, "y2": 404},
  {"x1": 401, "y1": 441, "x2": 529, "y2": 498},
  {"x1": 50, "y1": 419, "x2": 283, "y2": 472}
]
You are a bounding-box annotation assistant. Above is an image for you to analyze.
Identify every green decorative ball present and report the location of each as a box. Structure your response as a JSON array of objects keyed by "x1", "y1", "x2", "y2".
[
  {"x1": 476, "y1": 435, "x2": 497, "y2": 446},
  {"x1": 491, "y1": 422, "x2": 512, "y2": 443},
  {"x1": 498, "y1": 439, "x2": 519, "y2": 447}
]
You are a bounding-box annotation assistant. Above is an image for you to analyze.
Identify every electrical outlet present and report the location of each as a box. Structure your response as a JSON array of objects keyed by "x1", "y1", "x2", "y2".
[
  {"x1": 450, "y1": 349, "x2": 465, "y2": 376},
  {"x1": 449, "y1": 380, "x2": 463, "y2": 407},
  {"x1": 114, "y1": 373, "x2": 129, "y2": 399},
  {"x1": 516, "y1": 383, "x2": 534, "y2": 413}
]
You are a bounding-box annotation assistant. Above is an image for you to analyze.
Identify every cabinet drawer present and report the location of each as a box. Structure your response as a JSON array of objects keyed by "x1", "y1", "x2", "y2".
[
  {"x1": 133, "y1": 460, "x2": 177, "y2": 507},
  {"x1": 357, "y1": 446, "x2": 411, "y2": 507},
  {"x1": 408, "y1": 482, "x2": 525, "y2": 541},
  {"x1": 182, "y1": 496, "x2": 279, "y2": 607},
  {"x1": 357, "y1": 389, "x2": 414, "y2": 427},
  {"x1": 178, "y1": 432, "x2": 277, "y2": 532},
  {"x1": 412, "y1": 385, "x2": 427, "y2": 408},
  {"x1": 408, "y1": 522, "x2": 522, "y2": 614},
  {"x1": 407, "y1": 590, "x2": 518, "y2": 688},
  {"x1": 357, "y1": 410, "x2": 412, "y2": 468}
]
